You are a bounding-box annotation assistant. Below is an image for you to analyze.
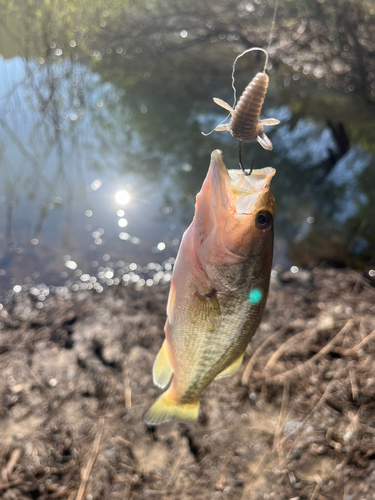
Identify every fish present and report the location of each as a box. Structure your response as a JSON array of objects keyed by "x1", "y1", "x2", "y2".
[{"x1": 144, "y1": 150, "x2": 275, "y2": 425}]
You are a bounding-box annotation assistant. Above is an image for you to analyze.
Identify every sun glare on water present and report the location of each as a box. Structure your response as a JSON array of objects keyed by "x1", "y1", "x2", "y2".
[{"x1": 115, "y1": 190, "x2": 130, "y2": 205}]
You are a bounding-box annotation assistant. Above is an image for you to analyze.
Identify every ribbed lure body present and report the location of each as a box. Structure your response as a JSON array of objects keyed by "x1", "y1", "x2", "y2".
[
  {"x1": 212, "y1": 72, "x2": 279, "y2": 151},
  {"x1": 230, "y1": 72, "x2": 269, "y2": 143}
]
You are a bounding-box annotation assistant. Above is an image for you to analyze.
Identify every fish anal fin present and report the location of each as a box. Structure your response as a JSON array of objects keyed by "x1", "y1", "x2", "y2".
[
  {"x1": 144, "y1": 389, "x2": 200, "y2": 425},
  {"x1": 152, "y1": 340, "x2": 173, "y2": 389},
  {"x1": 190, "y1": 290, "x2": 221, "y2": 325},
  {"x1": 213, "y1": 97, "x2": 234, "y2": 114},
  {"x1": 257, "y1": 133, "x2": 273, "y2": 151},
  {"x1": 215, "y1": 352, "x2": 245, "y2": 379}
]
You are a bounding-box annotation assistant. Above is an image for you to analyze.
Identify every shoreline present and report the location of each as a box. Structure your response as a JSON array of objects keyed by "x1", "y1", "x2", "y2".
[{"x1": 1, "y1": 266, "x2": 375, "y2": 499}]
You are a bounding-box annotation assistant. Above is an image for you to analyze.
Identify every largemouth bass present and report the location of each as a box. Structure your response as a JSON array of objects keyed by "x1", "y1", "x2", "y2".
[{"x1": 145, "y1": 150, "x2": 275, "y2": 425}]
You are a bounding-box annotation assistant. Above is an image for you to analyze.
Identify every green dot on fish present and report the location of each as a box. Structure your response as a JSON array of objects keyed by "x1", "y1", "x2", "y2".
[{"x1": 248, "y1": 289, "x2": 262, "y2": 304}]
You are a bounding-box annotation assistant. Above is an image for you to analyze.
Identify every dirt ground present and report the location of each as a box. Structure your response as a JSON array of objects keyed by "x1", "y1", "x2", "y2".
[{"x1": 1, "y1": 267, "x2": 375, "y2": 500}]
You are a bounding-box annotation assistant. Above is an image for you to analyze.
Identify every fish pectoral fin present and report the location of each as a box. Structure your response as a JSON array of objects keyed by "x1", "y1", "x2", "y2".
[
  {"x1": 259, "y1": 118, "x2": 280, "y2": 126},
  {"x1": 152, "y1": 341, "x2": 173, "y2": 389},
  {"x1": 257, "y1": 133, "x2": 273, "y2": 151},
  {"x1": 215, "y1": 352, "x2": 245, "y2": 379},
  {"x1": 191, "y1": 290, "x2": 221, "y2": 324},
  {"x1": 166, "y1": 278, "x2": 176, "y2": 316},
  {"x1": 213, "y1": 97, "x2": 234, "y2": 114},
  {"x1": 144, "y1": 389, "x2": 200, "y2": 425}
]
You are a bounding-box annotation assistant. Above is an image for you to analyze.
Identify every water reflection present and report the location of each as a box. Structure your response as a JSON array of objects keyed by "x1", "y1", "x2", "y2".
[
  {"x1": 0, "y1": 0, "x2": 375, "y2": 304},
  {"x1": 115, "y1": 190, "x2": 130, "y2": 205}
]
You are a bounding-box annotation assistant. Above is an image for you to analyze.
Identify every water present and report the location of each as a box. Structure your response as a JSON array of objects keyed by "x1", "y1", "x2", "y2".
[{"x1": 0, "y1": 1, "x2": 375, "y2": 303}]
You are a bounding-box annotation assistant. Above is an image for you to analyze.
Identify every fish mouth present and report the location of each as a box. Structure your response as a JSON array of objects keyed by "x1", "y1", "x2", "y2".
[{"x1": 210, "y1": 150, "x2": 275, "y2": 215}]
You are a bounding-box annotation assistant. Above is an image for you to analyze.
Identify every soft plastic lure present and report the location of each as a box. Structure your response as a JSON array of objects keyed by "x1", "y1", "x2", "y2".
[{"x1": 203, "y1": 48, "x2": 280, "y2": 174}]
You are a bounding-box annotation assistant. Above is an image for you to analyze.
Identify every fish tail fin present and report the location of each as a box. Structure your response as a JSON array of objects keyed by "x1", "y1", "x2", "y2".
[{"x1": 144, "y1": 389, "x2": 200, "y2": 425}]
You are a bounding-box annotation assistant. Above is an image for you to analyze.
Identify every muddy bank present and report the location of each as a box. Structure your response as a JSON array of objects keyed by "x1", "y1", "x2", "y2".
[{"x1": 1, "y1": 267, "x2": 375, "y2": 500}]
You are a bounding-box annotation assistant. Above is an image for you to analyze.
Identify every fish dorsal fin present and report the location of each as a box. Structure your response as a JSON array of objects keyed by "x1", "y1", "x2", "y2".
[
  {"x1": 153, "y1": 340, "x2": 173, "y2": 389},
  {"x1": 190, "y1": 290, "x2": 221, "y2": 326},
  {"x1": 215, "y1": 352, "x2": 244, "y2": 379}
]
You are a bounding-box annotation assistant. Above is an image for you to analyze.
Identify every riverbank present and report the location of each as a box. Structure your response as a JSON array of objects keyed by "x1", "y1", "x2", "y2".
[{"x1": 1, "y1": 267, "x2": 375, "y2": 499}]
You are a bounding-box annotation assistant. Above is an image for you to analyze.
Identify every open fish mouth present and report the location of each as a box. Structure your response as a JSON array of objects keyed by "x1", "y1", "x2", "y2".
[{"x1": 210, "y1": 150, "x2": 275, "y2": 214}]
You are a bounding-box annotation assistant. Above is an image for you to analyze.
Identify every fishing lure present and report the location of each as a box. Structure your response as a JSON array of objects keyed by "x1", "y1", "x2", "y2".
[{"x1": 203, "y1": 48, "x2": 280, "y2": 175}]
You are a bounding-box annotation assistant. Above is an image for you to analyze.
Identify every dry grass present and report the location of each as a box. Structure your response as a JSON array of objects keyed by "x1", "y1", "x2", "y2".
[{"x1": 1, "y1": 267, "x2": 375, "y2": 499}]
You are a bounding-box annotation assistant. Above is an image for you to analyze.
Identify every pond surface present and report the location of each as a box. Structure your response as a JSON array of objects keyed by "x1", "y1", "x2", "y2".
[{"x1": 0, "y1": 1, "x2": 374, "y2": 303}]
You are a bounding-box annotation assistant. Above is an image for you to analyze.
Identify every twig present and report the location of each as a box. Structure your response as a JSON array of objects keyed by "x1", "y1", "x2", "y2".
[
  {"x1": 123, "y1": 359, "x2": 132, "y2": 409},
  {"x1": 116, "y1": 436, "x2": 133, "y2": 448},
  {"x1": 50, "y1": 489, "x2": 74, "y2": 499},
  {"x1": 311, "y1": 475, "x2": 323, "y2": 500},
  {"x1": 250, "y1": 320, "x2": 354, "y2": 388},
  {"x1": 263, "y1": 327, "x2": 317, "y2": 379},
  {"x1": 241, "y1": 325, "x2": 290, "y2": 385},
  {"x1": 273, "y1": 380, "x2": 290, "y2": 459},
  {"x1": 337, "y1": 328, "x2": 375, "y2": 356},
  {"x1": 343, "y1": 484, "x2": 348, "y2": 500},
  {"x1": 125, "y1": 386, "x2": 132, "y2": 409},
  {"x1": 0, "y1": 478, "x2": 27, "y2": 492},
  {"x1": 216, "y1": 459, "x2": 228, "y2": 491},
  {"x1": 349, "y1": 364, "x2": 359, "y2": 400},
  {"x1": 240, "y1": 452, "x2": 269, "y2": 500},
  {"x1": 75, "y1": 417, "x2": 105, "y2": 500},
  {"x1": 145, "y1": 450, "x2": 187, "y2": 497},
  {"x1": 282, "y1": 372, "x2": 341, "y2": 459},
  {"x1": 123, "y1": 481, "x2": 131, "y2": 500},
  {"x1": 165, "y1": 450, "x2": 186, "y2": 490},
  {"x1": 1, "y1": 448, "x2": 21, "y2": 481},
  {"x1": 0, "y1": 438, "x2": 12, "y2": 468}
]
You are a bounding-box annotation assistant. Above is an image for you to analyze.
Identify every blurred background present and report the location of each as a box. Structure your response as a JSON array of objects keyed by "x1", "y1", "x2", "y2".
[{"x1": 0, "y1": 0, "x2": 374, "y2": 304}]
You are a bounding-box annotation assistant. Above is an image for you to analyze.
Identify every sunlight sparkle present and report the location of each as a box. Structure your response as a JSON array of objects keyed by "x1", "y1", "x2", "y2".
[{"x1": 115, "y1": 190, "x2": 130, "y2": 205}]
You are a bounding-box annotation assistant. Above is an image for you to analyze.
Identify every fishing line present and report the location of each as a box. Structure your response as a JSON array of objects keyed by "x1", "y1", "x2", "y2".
[
  {"x1": 201, "y1": 116, "x2": 230, "y2": 137},
  {"x1": 201, "y1": 47, "x2": 268, "y2": 137},
  {"x1": 267, "y1": 0, "x2": 279, "y2": 55},
  {"x1": 230, "y1": 47, "x2": 269, "y2": 109},
  {"x1": 231, "y1": 0, "x2": 279, "y2": 108},
  {"x1": 201, "y1": 0, "x2": 279, "y2": 137}
]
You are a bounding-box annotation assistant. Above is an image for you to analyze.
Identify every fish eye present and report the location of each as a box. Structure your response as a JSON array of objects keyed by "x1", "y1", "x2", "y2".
[{"x1": 256, "y1": 210, "x2": 273, "y2": 230}]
